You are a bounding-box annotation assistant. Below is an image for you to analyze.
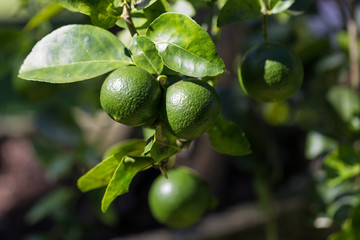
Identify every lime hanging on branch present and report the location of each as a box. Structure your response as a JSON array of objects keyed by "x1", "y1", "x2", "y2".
[
  {"x1": 161, "y1": 80, "x2": 221, "y2": 140},
  {"x1": 148, "y1": 167, "x2": 216, "y2": 228},
  {"x1": 239, "y1": 42, "x2": 303, "y2": 102},
  {"x1": 100, "y1": 66, "x2": 162, "y2": 126}
]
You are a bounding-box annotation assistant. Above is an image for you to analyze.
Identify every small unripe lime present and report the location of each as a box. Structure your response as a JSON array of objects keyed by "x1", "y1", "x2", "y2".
[
  {"x1": 148, "y1": 167, "x2": 213, "y2": 228},
  {"x1": 100, "y1": 66, "x2": 162, "y2": 126},
  {"x1": 161, "y1": 80, "x2": 221, "y2": 140},
  {"x1": 239, "y1": 42, "x2": 303, "y2": 102}
]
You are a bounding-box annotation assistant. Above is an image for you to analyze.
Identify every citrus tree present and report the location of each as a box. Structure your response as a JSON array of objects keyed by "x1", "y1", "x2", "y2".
[{"x1": 11, "y1": 0, "x2": 360, "y2": 238}]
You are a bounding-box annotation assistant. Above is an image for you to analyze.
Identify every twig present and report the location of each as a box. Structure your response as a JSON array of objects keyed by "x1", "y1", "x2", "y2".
[
  {"x1": 346, "y1": 0, "x2": 359, "y2": 90},
  {"x1": 121, "y1": 1, "x2": 138, "y2": 37}
]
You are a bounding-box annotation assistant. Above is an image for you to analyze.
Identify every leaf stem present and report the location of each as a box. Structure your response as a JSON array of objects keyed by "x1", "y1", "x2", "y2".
[{"x1": 121, "y1": 1, "x2": 138, "y2": 37}]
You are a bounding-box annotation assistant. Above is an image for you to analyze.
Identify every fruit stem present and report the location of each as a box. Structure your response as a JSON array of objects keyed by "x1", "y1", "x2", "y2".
[
  {"x1": 157, "y1": 75, "x2": 168, "y2": 87},
  {"x1": 121, "y1": 0, "x2": 138, "y2": 37},
  {"x1": 159, "y1": 165, "x2": 168, "y2": 179}
]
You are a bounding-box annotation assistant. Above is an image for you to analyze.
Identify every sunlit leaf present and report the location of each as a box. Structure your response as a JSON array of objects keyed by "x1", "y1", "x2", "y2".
[
  {"x1": 270, "y1": 0, "x2": 295, "y2": 14},
  {"x1": 147, "y1": 13, "x2": 224, "y2": 77},
  {"x1": 19, "y1": 24, "x2": 132, "y2": 83},
  {"x1": 130, "y1": 35, "x2": 163, "y2": 75},
  {"x1": 305, "y1": 131, "x2": 338, "y2": 159},
  {"x1": 134, "y1": 0, "x2": 157, "y2": 10}
]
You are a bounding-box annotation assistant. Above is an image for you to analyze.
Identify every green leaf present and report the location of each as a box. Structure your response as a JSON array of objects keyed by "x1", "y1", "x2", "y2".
[
  {"x1": 144, "y1": 124, "x2": 181, "y2": 162},
  {"x1": 130, "y1": 35, "x2": 163, "y2": 75},
  {"x1": 269, "y1": 0, "x2": 280, "y2": 9},
  {"x1": 65, "y1": 0, "x2": 122, "y2": 28},
  {"x1": 103, "y1": 139, "x2": 146, "y2": 159},
  {"x1": 147, "y1": 12, "x2": 225, "y2": 77},
  {"x1": 217, "y1": 0, "x2": 262, "y2": 27},
  {"x1": 101, "y1": 156, "x2": 153, "y2": 212},
  {"x1": 134, "y1": 0, "x2": 157, "y2": 10},
  {"x1": 208, "y1": 117, "x2": 251, "y2": 156},
  {"x1": 24, "y1": 3, "x2": 64, "y2": 31},
  {"x1": 117, "y1": 0, "x2": 172, "y2": 30},
  {"x1": 77, "y1": 139, "x2": 146, "y2": 192},
  {"x1": 323, "y1": 146, "x2": 360, "y2": 187},
  {"x1": 326, "y1": 86, "x2": 360, "y2": 123},
  {"x1": 305, "y1": 131, "x2": 338, "y2": 159},
  {"x1": 270, "y1": 0, "x2": 295, "y2": 14},
  {"x1": 19, "y1": 24, "x2": 132, "y2": 83},
  {"x1": 77, "y1": 155, "x2": 121, "y2": 192}
]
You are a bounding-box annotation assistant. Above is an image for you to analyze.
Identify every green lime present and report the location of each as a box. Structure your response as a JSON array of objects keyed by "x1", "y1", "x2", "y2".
[
  {"x1": 263, "y1": 101, "x2": 290, "y2": 126},
  {"x1": 161, "y1": 80, "x2": 221, "y2": 140},
  {"x1": 100, "y1": 66, "x2": 162, "y2": 126},
  {"x1": 148, "y1": 167, "x2": 213, "y2": 228},
  {"x1": 239, "y1": 42, "x2": 303, "y2": 102}
]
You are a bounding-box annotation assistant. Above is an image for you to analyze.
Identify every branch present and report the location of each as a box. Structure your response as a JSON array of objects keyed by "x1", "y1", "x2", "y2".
[
  {"x1": 121, "y1": 1, "x2": 138, "y2": 37},
  {"x1": 347, "y1": 0, "x2": 359, "y2": 90}
]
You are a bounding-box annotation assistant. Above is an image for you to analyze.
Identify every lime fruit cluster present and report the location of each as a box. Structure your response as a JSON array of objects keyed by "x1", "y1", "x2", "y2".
[
  {"x1": 148, "y1": 167, "x2": 214, "y2": 228},
  {"x1": 100, "y1": 67, "x2": 221, "y2": 140},
  {"x1": 239, "y1": 42, "x2": 303, "y2": 102}
]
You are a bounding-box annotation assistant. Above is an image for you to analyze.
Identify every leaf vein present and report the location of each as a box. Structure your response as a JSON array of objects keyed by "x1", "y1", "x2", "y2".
[{"x1": 157, "y1": 42, "x2": 221, "y2": 70}]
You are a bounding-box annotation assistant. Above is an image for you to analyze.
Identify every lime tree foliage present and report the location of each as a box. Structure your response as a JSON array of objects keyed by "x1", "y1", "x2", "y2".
[{"x1": 18, "y1": 0, "x2": 305, "y2": 228}]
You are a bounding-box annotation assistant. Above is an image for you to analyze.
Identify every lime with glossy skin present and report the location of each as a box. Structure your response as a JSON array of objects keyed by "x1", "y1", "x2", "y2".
[
  {"x1": 239, "y1": 42, "x2": 303, "y2": 102},
  {"x1": 161, "y1": 80, "x2": 221, "y2": 140},
  {"x1": 100, "y1": 66, "x2": 162, "y2": 126},
  {"x1": 148, "y1": 167, "x2": 213, "y2": 228}
]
